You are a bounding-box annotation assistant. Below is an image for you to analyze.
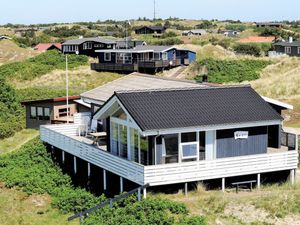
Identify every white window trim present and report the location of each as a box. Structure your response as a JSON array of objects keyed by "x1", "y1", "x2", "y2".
[
  {"x1": 180, "y1": 141, "x2": 199, "y2": 160},
  {"x1": 285, "y1": 46, "x2": 291, "y2": 54},
  {"x1": 104, "y1": 52, "x2": 111, "y2": 61}
]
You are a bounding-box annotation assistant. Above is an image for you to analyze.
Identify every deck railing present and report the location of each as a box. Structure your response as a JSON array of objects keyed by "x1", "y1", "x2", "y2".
[
  {"x1": 40, "y1": 124, "x2": 144, "y2": 185},
  {"x1": 144, "y1": 150, "x2": 298, "y2": 186},
  {"x1": 40, "y1": 124, "x2": 298, "y2": 187}
]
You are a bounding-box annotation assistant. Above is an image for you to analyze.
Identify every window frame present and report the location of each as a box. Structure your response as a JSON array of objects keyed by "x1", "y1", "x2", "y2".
[
  {"x1": 104, "y1": 52, "x2": 111, "y2": 61},
  {"x1": 285, "y1": 46, "x2": 292, "y2": 54},
  {"x1": 30, "y1": 106, "x2": 37, "y2": 119}
]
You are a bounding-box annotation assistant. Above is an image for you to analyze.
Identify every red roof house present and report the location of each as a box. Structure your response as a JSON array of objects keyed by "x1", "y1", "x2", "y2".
[{"x1": 34, "y1": 43, "x2": 62, "y2": 51}]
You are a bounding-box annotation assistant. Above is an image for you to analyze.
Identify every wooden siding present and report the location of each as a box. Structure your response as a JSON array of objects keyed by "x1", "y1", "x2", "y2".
[{"x1": 216, "y1": 127, "x2": 268, "y2": 158}]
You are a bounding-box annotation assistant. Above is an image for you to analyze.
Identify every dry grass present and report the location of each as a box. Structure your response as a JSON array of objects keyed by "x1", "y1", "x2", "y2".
[
  {"x1": 151, "y1": 181, "x2": 300, "y2": 225},
  {"x1": 0, "y1": 184, "x2": 78, "y2": 225},
  {"x1": 12, "y1": 65, "x2": 122, "y2": 93},
  {"x1": 0, "y1": 129, "x2": 39, "y2": 155},
  {"x1": 247, "y1": 57, "x2": 300, "y2": 99},
  {"x1": 0, "y1": 40, "x2": 39, "y2": 65}
]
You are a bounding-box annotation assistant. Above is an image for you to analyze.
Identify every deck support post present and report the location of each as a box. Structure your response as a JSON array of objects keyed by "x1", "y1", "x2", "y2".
[
  {"x1": 120, "y1": 177, "x2": 123, "y2": 193},
  {"x1": 257, "y1": 173, "x2": 261, "y2": 189},
  {"x1": 62, "y1": 150, "x2": 65, "y2": 164},
  {"x1": 73, "y1": 156, "x2": 77, "y2": 174},
  {"x1": 87, "y1": 162, "x2": 91, "y2": 177},
  {"x1": 222, "y1": 178, "x2": 225, "y2": 192},
  {"x1": 290, "y1": 169, "x2": 296, "y2": 185},
  {"x1": 103, "y1": 169, "x2": 107, "y2": 191},
  {"x1": 137, "y1": 188, "x2": 141, "y2": 201},
  {"x1": 143, "y1": 187, "x2": 147, "y2": 199},
  {"x1": 184, "y1": 183, "x2": 188, "y2": 197}
]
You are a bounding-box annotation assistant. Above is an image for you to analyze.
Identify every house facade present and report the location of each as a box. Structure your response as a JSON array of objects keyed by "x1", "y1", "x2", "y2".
[
  {"x1": 273, "y1": 40, "x2": 300, "y2": 57},
  {"x1": 40, "y1": 80, "x2": 298, "y2": 196},
  {"x1": 22, "y1": 96, "x2": 90, "y2": 129},
  {"x1": 256, "y1": 22, "x2": 283, "y2": 28},
  {"x1": 182, "y1": 29, "x2": 207, "y2": 36},
  {"x1": 135, "y1": 26, "x2": 166, "y2": 35},
  {"x1": 91, "y1": 46, "x2": 196, "y2": 74},
  {"x1": 62, "y1": 37, "x2": 117, "y2": 57}
]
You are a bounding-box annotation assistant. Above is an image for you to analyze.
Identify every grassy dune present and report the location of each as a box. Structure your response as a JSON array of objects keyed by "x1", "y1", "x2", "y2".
[
  {"x1": 12, "y1": 65, "x2": 122, "y2": 94},
  {"x1": 153, "y1": 181, "x2": 300, "y2": 225},
  {"x1": 0, "y1": 40, "x2": 38, "y2": 65},
  {"x1": 0, "y1": 129, "x2": 39, "y2": 154},
  {"x1": 0, "y1": 185, "x2": 78, "y2": 225}
]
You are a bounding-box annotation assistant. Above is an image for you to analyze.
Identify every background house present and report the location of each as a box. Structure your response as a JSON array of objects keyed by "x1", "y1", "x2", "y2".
[
  {"x1": 182, "y1": 29, "x2": 207, "y2": 36},
  {"x1": 91, "y1": 46, "x2": 196, "y2": 73},
  {"x1": 34, "y1": 43, "x2": 62, "y2": 51},
  {"x1": 62, "y1": 37, "x2": 117, "y2": 57},
  {"x1": 273, "y1": 38, "x2": 300, "y2": 57},
  {"x1": 256, "y1": 22, "x2": 283, "y2": 28},
  {"x1": 135, "y1": 26, "x2": 166, "y2": 35},
  {"x1": 21, "y1": 96, "x2": 90, "y2": 129}
]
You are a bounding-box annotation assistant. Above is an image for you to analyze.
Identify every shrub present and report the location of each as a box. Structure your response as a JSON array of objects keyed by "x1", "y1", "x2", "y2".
[
  {"x1": 0, "y1": 78, "x2": 24, "y2": 139},
  {"x1": 0, "y1": 138, "x2": 207, "y2": 224},
  {"x1": 233, "y1": 44, "x2": 262, "y2": 56},
  {"x1": 194, "y1": 58, "x2": 272, "y2": 83},
  {"x1": 0, "y1": 138, "x2": 105, "y2": 213},
  {"x1": 0, "y1": 50, "x2": 88, "y2": 81},
  {"x1": 149, "y1": 37, "x2": 183, "y2": 45}
]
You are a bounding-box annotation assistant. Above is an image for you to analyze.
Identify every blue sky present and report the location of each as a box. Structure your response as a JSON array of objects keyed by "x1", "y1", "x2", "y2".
[{"x1": 1, "y1": 0, "x2": 299, "y2": 25}]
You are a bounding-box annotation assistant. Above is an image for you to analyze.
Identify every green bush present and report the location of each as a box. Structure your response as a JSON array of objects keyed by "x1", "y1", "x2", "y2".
[
  {"x1": 83, "y1": 196, "x2": 198, "y2": 225},
  {"x1": 0, "y1": 138, "x2": 105, "y2": 213},
  {"x1": 0, "y1": 78, "x2": 24, "y2": 139},
  {"x1": 233, "y1": 44, "x2": 262, "y2": 56},
  {"x1": 0, "y1": 138, "x2": 207, "y2": 224},
  {"x1": 149, "y1": 37, "x2": 183, "y2": 45},
  {"x1": 0, "y1": 50, "x2": 88, "y2": 81},
  {"x1": 194, "y1": 58, "x2": 272, "y2": 83}
]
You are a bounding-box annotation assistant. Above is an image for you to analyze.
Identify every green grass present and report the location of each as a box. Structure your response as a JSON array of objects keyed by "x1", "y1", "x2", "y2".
[
  {"x1": 0, "y1": 129, "x2": 39, "y2": 154},
  {"x1": 0, "y1": 50, "x2": 88, "y2": 82},
  {"x1": 0, "y1": 186, "x2": 78, "y2": 225},
  {"x1": 193, "y1": 58, "x2": 272, "y2": 83}
]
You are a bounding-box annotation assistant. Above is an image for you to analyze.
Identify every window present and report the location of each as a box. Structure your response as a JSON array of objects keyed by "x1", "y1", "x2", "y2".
[
  {"x1": 112, "y1": 108, "x2": 127, "y2": 120},
  {"x1": 162, "y1": 52, "x2": 168, "y2": 60},
  {"x1": 95, "y1": 44, "x2": 104, "y2": 48},
  {"x1": 44, "y1": 108, "x2": 50, "y2": 120},
  {"x1": 285, "y1": 47, "x2": 291, "y2": 54},
  {"x1": 180, "y1": 132, "x2": 198, "y2": 161},
  {"x1": 83, "y1": 42, "x2": 92, "y2": 50},
  {"x1": 119, "y1": 125, "x2": 128, "y2": 159},
  {"x1": 58, "y1": 107, "x2": 70, "y2": 117},
  {"x1": 298, "y1": 47, "x2": 300, "y2": 55},
  {"x1": 30, "y1": 106, "x2": 37, "y2": 119},
  {"x1": 140, "y1": 136, "x2": 148, "y2": 165},
  {"x1": 37, "y1": 107, "x2": 44, "y2": 120},
  {"x1": 104, "y1": 52, "x2": 111, "y2": 61}
]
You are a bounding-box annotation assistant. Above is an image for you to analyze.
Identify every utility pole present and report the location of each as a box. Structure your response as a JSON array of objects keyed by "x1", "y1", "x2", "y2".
[
  {"x1": 154, "y1": 0, "x2": 156, "y2": 21},
  {"x1": 65, "y1": 54, "x2": 69, "y2": 124}
]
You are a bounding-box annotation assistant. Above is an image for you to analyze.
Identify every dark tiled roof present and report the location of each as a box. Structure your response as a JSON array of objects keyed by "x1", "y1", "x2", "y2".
[
  {"x1": 115, "y1": 86, "x2": 282, "y2": 131},
  {"x1": 273, "y1": 41, "x2": 300, "y2": 47},
  {"x1": 135, "y1": 26, "x2": 166, "y2": 31},
  {"x1": 62, "y1": 37, "x2": 116, "y2": 45}
]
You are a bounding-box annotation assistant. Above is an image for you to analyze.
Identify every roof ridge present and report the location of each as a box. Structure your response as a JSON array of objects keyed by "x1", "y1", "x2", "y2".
[{"x1": 115, "y1": 84, "x2": 251, "y2": 94}]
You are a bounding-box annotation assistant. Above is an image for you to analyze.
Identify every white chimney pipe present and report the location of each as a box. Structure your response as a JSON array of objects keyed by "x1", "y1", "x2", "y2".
[{"x1": 289, "y1": 36, "x2": 293, "y2": 43}]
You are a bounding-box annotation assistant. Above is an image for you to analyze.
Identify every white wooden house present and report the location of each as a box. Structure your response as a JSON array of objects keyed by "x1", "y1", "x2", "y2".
[{"x1": 40, "y1": 75, "x2": 298, "y2": 196}]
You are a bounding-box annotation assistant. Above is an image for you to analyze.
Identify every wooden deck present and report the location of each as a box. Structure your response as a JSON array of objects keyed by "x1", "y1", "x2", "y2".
[
  {"x1": 91, "y1": 59, "x2": 182, "y2": 72},
  {"x1": 40, "y1": 124, "x2": 298, "y2": 187}
]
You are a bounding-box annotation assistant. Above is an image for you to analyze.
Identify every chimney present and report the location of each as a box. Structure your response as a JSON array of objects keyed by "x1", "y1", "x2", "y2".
[
  {"x1": 202, "y1": 74, "x2": 208, "y2": 83},
  {"x1": 79, "y1": 36, "x2": 83, "y2": 39},
  {"x1": 289, "y1": 36, "x2": 293, "y2": 43}
]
